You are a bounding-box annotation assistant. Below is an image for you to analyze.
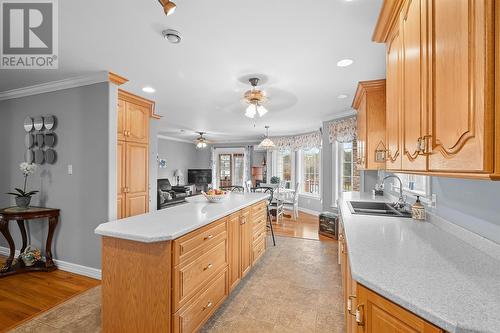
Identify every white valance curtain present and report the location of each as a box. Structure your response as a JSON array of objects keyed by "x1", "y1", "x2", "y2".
[
  {"x1": 270, "y1": 130, "x2": 322, "y2": 151},
  {"x1": 327, "y1": 117, "x2": 357, "y2": 143}
]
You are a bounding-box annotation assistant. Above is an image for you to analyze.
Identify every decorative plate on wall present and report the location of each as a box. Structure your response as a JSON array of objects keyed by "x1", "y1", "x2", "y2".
[
  {"x1": 43, "y1": 115, "x2": 55, "y2": 130},
  {"x1": 35, "y1": 134, "x2": 44, "y2": 147},
  {"x1": 33, "y1": 116, "x2": 44, "y2": 131},
  {"x1": 25, "y1": 150, "x2": 34, "y2": 163},
  {"x1": 45, "y1": 149, "x2": 57, "y2": 164},
  {"x1": 34, "y1": 149, "x2": 44, "y2": 164},
  {"x1": 44, "y1": 133, "x2": 56, "y2": 147},
  {"x1": 25, "y1": 133, "x2": 34, "y2": 148},
  {"x1": 24, "y1": 117, "x2": 34, "y2": 132}
]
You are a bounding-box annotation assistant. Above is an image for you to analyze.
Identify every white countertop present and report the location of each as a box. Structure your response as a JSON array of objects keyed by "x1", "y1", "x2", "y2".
[
  {"x1": 339, "y1": 192, "x2": 500, "y2": 333},
  {"x1": 95, "y1": 193, "x2": 268, "y2": 243}
]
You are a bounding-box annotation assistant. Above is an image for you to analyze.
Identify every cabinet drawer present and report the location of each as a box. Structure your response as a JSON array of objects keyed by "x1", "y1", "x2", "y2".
[
  {"x1": 252, "y1": 223, "x2": 266, "y2": 244},
  {"x1": 173, "y1": 218, "x2": 227, "y2": 266},
  {"x1": 172, "y1": 239, "x2": 227, "y2": 311},
  {"x1": 173, "y1": 269, "x2": 228, "y2": 333},
  {"x1": 252, "y1": 238, "x2": 266, "y2": 265},
  {"x1": 252, "y1": 213, "x2": 266, "y2": 230},
  {"x1": 252, "y1": 201, "x2": 267, "y2": 214}
]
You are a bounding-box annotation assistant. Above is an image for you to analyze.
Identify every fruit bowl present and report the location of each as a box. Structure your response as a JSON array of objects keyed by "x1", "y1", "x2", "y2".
[{"x1": 202, "y1": 190, "x2": 229, "y2": 203}]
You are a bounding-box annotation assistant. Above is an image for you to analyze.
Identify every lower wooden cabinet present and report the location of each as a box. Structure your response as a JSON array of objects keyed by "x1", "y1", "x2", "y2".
[
  {"x1": 339, "y1": 223, "x2": 445, "y2": 333},
  {"x1": 240, "y1": 208, "x2": 252, "y2": 277}
]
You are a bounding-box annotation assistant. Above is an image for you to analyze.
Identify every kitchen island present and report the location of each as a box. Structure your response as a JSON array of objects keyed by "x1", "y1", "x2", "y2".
[{"x1": 95, "y1": 192, "x2": 269, "y2": 333}]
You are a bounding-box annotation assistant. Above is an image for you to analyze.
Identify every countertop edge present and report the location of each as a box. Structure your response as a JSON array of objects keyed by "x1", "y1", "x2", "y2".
[{"x1": 94, "y1": 194, "x2": 267, "y2": 243}]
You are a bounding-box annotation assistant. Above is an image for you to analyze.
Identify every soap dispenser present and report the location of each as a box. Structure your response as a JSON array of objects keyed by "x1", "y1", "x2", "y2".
[{"x1": 411, "y1": 196, "x2": 426, "y2": 221}]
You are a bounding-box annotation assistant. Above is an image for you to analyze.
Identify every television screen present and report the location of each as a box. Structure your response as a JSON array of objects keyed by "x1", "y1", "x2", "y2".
[{"x1": 188, "y1": 169, "x2": 212, "y2": 184}]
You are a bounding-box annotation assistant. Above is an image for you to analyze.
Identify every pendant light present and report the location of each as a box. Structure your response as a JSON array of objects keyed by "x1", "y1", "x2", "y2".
[{"x1": 257, "y1": 126, "x2": 275, "y2": 149}]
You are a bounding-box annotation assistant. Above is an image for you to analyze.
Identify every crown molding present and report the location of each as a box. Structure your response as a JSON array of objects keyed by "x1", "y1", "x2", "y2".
[
  {"x1": 108, "y1": 71, "x2": 129, "y2": 86},
  {"x1": 157, "y1": 134, "x2": 193, "y2": 144},
  {"x1": 0, "y1": 71, "x2": 110, "y2": 101},
  {"x1": 352, "y1": 79, "x2": 386, "y2": 109}
]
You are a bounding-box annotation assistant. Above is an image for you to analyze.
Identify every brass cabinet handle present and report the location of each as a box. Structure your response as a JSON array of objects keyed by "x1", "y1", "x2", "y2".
[
  {"x1": 204, "y1": 234, "x2": 213, "y2": 240},
  {"x1": 204, "y1": 301, "x2": 213, "y2": 310},
  {"x1": 240, "y1": 217, "x2": 247, "y2": 225},
  {"x1": 347, "y1": 295, "x2": 356, "y2": 315},
  {"x1": 355, "y1": 304, "x2": 365, "y2": 326},
  {"x1": 203, "y1": 263, "x2": 213, "y2": 271}
]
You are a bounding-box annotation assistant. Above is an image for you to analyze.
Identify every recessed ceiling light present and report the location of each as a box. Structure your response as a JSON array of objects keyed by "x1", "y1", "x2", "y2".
[
  {"x1": 142, "y1": 86, "x2": 155, "y2": 93},
  {"x1": 337, "y1": 59, "x2": 354, "y2": 67},
  {"x1": 162, "y1": 29, "x2": 182, "y2": 44},
  {"x1": 337, "y1": 94, "x2": 348, "y2": 99}
]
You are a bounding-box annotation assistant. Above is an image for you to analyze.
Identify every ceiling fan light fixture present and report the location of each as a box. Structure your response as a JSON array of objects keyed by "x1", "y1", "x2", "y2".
[
  {"x1": 159, "y1": 0, "x2": 176, "y2": 16},
  {"x1": 196, "y1": 141, "x2": 207, "y2": 149},
  {"x1": 245, "y1": 105, "x2": 257, "y2": 118},
  {"x1": 257, "y1": 104, "x2": 267, "y2": 117}
]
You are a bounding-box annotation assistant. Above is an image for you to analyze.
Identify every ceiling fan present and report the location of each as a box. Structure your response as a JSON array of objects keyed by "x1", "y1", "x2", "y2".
[
  {"x1": 194, "y1": 132, "x2": 211, "y2": 149},
  {"x1": 243, "y1": 78, "x2": 268, "y2": 119}
]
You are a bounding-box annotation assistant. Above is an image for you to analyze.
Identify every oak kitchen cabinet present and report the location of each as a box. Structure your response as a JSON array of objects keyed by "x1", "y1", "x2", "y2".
[
  {"x1": 338, "y1": 223, "x2": 444, "y2": 333},
  {"x1": 373, "y1": 0, "x2": 499, "y2": 180},
  {"x1": 352, "y1": 79, "x2": 387, "y2": 170},
  {"x1": 117, "y1": 90, "x2": 158, "y2": 218}
]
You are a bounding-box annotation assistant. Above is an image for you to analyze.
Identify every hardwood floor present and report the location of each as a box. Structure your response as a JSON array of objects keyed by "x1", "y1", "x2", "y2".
[
  {"x1": 0, "y1": 256, "x2": 100, "y2": 333},
  {"x1": 271, "y1": 210, "x2": 334, "y2": 241}
]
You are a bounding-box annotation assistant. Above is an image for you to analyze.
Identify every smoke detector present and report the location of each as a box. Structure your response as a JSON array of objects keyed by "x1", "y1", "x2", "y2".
[{"x1": 162, "y1": 29, "x2": 182, "y2": 44}]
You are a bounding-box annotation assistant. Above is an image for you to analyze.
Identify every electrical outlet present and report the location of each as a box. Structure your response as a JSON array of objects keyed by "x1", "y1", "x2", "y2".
[
  {"x1": 430, "y1": 193, "x2": 437, "y2": 208},
  {"x1": 67, "y1": 164, "x2": 73, "y2": 175}
]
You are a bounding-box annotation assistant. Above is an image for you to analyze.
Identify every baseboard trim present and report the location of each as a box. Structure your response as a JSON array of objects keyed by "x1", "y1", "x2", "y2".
[
  {"x1": 298, "y1": 207, "x2": 321, "y2": 216},
  {"x1": 0, "y1": 246, "x2": 101, "y2": 280}
]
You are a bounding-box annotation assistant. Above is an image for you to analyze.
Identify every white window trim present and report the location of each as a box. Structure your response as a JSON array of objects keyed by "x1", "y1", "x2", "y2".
[{"x1": 391, "y1": 173, "x2": 432, "y2": 202}]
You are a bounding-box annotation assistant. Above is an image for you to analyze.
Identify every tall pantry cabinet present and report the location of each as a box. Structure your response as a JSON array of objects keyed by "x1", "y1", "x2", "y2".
[{"x1": 117, "y1": 90, "x2": 157, "y2": 219}]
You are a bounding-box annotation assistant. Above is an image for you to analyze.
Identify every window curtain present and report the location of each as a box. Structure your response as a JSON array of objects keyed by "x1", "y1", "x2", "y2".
[
  {"x1": 271, "y1": 130, "x2": 322, "y2": 151},
  {"x1": 244, "y1": 146, "x2": 252, "y2": 185},
  {"x1": 328, "y1": 117, "x2": 357, "y2": 143}
]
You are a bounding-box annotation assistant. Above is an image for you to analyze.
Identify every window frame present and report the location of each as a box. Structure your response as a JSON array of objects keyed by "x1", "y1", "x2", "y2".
[
  {"x1": 298, "y1": 147, "x2": 322, "y2": 198},
  {"x1": 391, "y1": 173, "x2": 431, "y2": 199},
  {"x1": 272, "y1": 149, "x2": 295, "y2": 189}
]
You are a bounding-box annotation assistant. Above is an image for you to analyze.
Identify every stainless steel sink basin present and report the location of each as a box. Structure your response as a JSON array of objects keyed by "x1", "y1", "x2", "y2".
[{"x1": 347, "y1": 201, "x2": 411, "y2": 218}]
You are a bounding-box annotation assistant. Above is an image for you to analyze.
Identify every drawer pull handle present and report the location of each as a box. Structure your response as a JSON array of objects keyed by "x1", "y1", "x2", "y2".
[
  {"x1": 204, "y1": 263, "x2": 213, "y2": 271},
  {"x1": 347, "y1": 295, "x2": 356, "y2": 315},
  {"x1": 204, "y1": 301, "x2": 213, "y2": 310},
  {"x1": 204, "y1": 234, "x2": 213, "y2": 240},
  {"x1": 356, "y1": 304, "x2": 365, "y2": 326}
]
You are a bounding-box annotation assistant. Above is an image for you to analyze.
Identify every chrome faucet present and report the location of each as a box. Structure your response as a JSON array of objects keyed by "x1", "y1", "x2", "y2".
[{"x1": 383, "y1": 175, "x2": 406, "y2": 209}]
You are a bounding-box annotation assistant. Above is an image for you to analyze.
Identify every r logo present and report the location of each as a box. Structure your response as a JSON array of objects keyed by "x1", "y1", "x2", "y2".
[{"x1": 1, "y1": 0, "x2": 58, "y2": 69}]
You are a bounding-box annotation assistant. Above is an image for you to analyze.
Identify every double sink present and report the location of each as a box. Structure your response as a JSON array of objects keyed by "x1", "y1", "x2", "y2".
[{"x1": 347, "y1": 201, "x2": 412, "y2": 218}]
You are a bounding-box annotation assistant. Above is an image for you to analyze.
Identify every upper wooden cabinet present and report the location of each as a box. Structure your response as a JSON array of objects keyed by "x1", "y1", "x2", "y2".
[
  {"x1": 117, "y1": 89, "x2": 158, "y2": 219},
  {"x1": 373, "y1": 0, "x2": 499, "y2": 180},
  {"x1": 352, "y1": 80, "x2": 387, "y2": 170}
]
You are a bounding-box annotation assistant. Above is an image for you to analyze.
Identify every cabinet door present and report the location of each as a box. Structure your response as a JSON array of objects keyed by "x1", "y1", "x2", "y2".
[
  {"x1": 239, "y1": 209, "x2": 252, "y2": 278},
  {"x1": 117, "y1": 99, "x2": 126, "y2": 141},
  {"x1": 125, "y1": 142, "x2": 149, "y2": 217},
  {"x1": 356, "y1": 96, "x2": 367, "y2": 169},
  {"x1": 386, "y1": 27, "x2": 402, "y2": 170},
  {"x1": 356, "y1": 284, "x2": 444, "y2": 333},
  {"x1": 401, "y1": 0, "x2": 427, "y2": 171},
  {"x1": 126, "y1": 102, "x2": 150, "y2": 144},
  {"x1": 428, "y1": 0, "x2": 494, "y2": 173},
  {"x1": 117, "y1": 140, "x2": 126, "y2": 219},
  {"x1": 345, "y1": 252, "x2": 357, "y2": 333},
  {"x1": 228, "y1": 212, "x2": 241, "y2": 291}
]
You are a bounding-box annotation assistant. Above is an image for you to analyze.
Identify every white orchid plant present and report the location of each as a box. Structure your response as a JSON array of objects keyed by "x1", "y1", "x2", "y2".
[{"x1": 7, "y1": 162, "x2": 39, "y2": 198}]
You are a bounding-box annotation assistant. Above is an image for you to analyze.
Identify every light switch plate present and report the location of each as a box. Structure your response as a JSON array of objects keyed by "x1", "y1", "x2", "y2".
[
  {"x1": 430, "y1": 193, "x2": 437, "y2": 208},
  {"x1": 68, "y1": 164, "x2": 73, "y2": 175}
]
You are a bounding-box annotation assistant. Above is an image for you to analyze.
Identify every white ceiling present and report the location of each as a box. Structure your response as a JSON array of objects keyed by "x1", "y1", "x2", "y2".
[{"x1": 0, "y1": 0, "x2": 386, "y2": 143}]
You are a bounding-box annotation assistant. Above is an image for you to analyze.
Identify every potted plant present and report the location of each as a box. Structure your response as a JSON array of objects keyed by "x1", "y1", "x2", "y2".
[
  {"x1": 270, "y1": 176, "x2": 281, "y2": 184},
  {"x1": 7, "y1": 162, "x2": 38, "y2": 208}
]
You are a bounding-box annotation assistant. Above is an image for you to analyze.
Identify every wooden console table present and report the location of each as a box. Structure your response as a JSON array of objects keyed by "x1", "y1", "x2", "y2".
[{"x1": 0, "y1": 206, "x2": 60, "y2": 277}]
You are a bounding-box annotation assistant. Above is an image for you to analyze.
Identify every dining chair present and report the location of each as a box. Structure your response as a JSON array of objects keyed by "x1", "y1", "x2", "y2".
[
  {"x1": 245, "y1": 180, "x2": 253, "y2": 192},
  {"x1": 282, "y1": 182, "x2": 300, "y2": 220},
  {"x1": 220, "y1": 185, "x2": 244, "y2": 192},
  {"x1": 270, "y1": 185, "x2": 285, "y2": 223},
  {"x1": 250, "y1": 186, "x2": 276, "y2": 246}
]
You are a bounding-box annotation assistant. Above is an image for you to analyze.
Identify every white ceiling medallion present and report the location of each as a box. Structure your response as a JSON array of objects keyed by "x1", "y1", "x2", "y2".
[{"x1": 243, "y1": 78, "x2": 268, "y2": 118}]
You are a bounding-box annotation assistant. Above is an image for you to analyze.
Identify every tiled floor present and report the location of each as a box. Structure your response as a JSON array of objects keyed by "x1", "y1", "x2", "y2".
[{"x1": 9, "y1": 236, "x2": 344, "y2": 333}]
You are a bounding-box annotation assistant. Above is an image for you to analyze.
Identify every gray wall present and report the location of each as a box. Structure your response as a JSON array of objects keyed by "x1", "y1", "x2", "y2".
[
  {"x1": 157, "y1": 138, "x2": 207, "y2": 184},
  {"x1": 383, "y1": 172, "x2": 500, "y2": 245},
  {"x1": 0, "y1": 83, "x2": 111, "y2": 270}
]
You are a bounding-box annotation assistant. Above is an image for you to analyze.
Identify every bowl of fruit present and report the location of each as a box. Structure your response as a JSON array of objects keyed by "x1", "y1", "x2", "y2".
[{"x1": 202, "y1": 189, "x2": 229, "y2": 203}]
